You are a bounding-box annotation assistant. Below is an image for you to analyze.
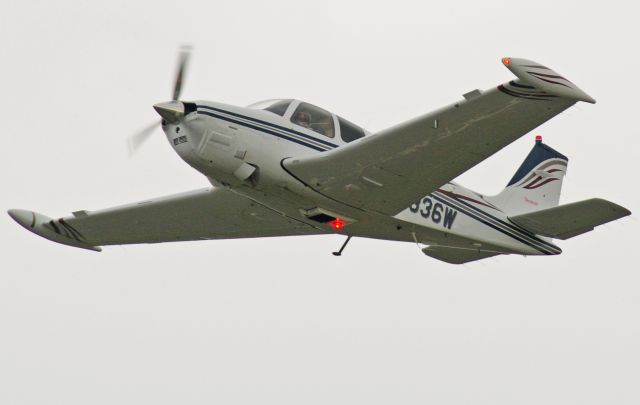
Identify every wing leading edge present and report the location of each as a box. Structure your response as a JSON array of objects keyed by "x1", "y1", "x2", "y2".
[
  {"x1": 283, "y1": 58, "x2": 594, "y2": 215},
  {"x1": 8, "y1": 188, "x2": 324, "y2": 251}
]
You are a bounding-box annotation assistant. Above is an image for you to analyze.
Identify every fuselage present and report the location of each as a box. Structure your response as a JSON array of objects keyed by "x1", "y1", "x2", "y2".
[{"x1": 161, "y1": 99, "x2": 561, "y2": 257}]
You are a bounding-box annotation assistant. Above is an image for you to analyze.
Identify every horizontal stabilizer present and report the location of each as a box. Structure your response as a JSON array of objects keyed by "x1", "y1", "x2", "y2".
[
  {"x1": 422, "y1": 245, "x2": 500, "y2": 264},
  {"x1": 509, "y1": 198, "x2": 631, "y2": 240}
]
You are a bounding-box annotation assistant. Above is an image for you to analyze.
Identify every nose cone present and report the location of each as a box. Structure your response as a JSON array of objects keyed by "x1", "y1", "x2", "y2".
[{"x1": 153, "y1": 101, "x2": 184, "y2": 123}]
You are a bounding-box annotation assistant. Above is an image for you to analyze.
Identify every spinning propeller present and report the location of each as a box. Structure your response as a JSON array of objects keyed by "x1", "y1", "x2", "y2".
[{"x1": 127, "y1": 46, "x2": 192, "y2": 154}]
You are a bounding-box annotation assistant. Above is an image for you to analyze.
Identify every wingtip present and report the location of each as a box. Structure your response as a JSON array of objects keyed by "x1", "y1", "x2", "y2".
[
  {"x1": 8, "y1": 209, "x2": 37, "y2": 229},
  {"x1": 593, "y1": 198, "x2": 632, "y2": 218},
  {"x1": 8, "y1": 208, "x2": 102, "y2": 252},
  {"x1": 501, "y1": 57, "x2": 596, "y2": 104}
]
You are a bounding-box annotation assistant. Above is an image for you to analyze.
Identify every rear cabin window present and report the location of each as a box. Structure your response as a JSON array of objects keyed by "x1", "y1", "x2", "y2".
[
  {"x1": 291, "y1": 102, "x2": 335, "y2": 138},
  {"x1": 338, "y1": 116, "x2": 365, "y2": 142}
]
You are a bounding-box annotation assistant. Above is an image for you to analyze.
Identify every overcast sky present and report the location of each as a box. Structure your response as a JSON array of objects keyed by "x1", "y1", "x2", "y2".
[{"x1": 1, "y1": 1, "x2": 639, "y2": 404}]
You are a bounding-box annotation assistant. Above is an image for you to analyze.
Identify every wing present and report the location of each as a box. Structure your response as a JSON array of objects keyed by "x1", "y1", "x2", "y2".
[
  {"x1": 283, "y1": 58, "x2": 595, "y2": 215},
  {"x1": 509, "y1": 198, "x2": 631, "y2": 240},
  {"x1": 8, "y1": 188, "x2": 324, "y2": 251}
]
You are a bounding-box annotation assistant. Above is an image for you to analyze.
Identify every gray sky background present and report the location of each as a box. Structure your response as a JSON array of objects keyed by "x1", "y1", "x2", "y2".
[{"x1": 1, "y1": 1, "x2": 639, "y2": 404}]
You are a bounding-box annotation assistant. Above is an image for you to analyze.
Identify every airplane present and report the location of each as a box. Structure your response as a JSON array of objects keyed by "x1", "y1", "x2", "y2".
[{"x1": 8, "y1": 52, "x2": 632, "y2": 264}]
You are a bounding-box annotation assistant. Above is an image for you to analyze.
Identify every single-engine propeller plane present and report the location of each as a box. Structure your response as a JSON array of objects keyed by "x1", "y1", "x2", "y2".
[{"x1": 9, "y1": 51, "x2": 631, "y2": 264}]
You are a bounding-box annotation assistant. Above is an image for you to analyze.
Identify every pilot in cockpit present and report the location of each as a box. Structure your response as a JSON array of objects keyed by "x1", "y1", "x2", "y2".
[
  {"x1": 291, "y1": 105, "x2": 334, "y2": 138},
  {"x1": 293, "y1": 110, "x2": 312, "y2": 128}
]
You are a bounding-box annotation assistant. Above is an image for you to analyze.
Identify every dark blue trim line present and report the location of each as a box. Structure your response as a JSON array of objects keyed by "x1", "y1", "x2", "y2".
[
  {"x1": 435, "y1": 190, "x2": 560, "y2": 252},
  {"x1": 196, "y1": 105, "x2": 557, "y2": 254},
  {"x1": 436, "y1": 191, "x2": 537, "y2": 240},
  {"x1": 432, "y1": 192, "x2": 559, "y2": 255},
  {"x1": 198, "y1": 111, "x2": 327, "y2": 152},
  {"x1": 444, "y1": 191, "x2": 561, "y2": 254},
  {"x1": 197, "y1": 105, "x2": 339, "y2": 148},
  {"x1": 430, "y1": 194, "x2": 551, "y2": 255}
]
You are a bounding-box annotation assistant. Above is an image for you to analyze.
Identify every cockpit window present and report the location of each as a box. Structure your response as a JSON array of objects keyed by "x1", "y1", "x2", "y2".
[
  {"x1": 291, "y1": 102, "x2": 335, "y2": 138},
  {"x1": 247, "y1": 99, "x2": 293, "y2": 116},
  {"x1": 264, "y1": 99, "x2": 292, "y2": 116},
  {"x1": 338, "y1": 116, "x2": 366, "y2": 142}
]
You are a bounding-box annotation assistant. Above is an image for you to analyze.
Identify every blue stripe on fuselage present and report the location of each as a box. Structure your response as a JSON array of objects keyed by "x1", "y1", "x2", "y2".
[
  {"x1": 434, "y1": 191, "x2": 559, "y2": 251},
  {"x1": 197, "y1": 105, "x2": 339, "y2": 150},
  {"x1": 198, "y1": 110, "x2": 329, "y2": 152},
  {"x1": 196, "y1": 105, "x2": 557, "y2": 254},
  {"x1": 431, "y1": 192, "x2": 559, "y2": 255}
]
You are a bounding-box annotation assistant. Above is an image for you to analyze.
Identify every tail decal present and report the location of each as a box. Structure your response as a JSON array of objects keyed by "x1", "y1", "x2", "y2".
[
  {"x1": 487, "y1": 136, "x2": 569, "y2": 216},
  {"x1": 507, "y1": 137, "x2": 568, "y2": 187},
  {"x1": 523, "y1": 176, "x2": 559, "y2": 190}
]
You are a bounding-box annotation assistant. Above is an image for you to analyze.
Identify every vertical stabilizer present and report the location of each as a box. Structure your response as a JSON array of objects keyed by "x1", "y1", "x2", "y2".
[{"x1": 487, "y1": 136, "x2": 568, "y2": 216}]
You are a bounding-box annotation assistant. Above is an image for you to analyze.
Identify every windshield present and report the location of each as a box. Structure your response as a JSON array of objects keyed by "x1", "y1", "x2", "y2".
[{"x1": 247, "y1": 99, "x2": 293, "y2": 116}]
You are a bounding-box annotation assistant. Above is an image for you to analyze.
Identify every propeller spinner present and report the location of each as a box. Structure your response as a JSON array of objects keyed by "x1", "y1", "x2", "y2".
[{"x1": 127, "y1": 46, "x2": 192, "y2": 154}]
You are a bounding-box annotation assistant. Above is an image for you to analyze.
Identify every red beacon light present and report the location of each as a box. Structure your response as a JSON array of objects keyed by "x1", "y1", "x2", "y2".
[
  {"x1": 535, "y1": 135, "x2": 543, "y2": 142},
  {"x1": 328, "y1": 217, "x2": 347, "y2": 230}
]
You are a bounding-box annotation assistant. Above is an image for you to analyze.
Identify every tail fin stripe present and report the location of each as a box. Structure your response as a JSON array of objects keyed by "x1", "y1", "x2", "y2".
[
  {"x1": 524, "y1": 177, "x2": 559, "y2": 189},
  {"x1": 514, "y1": 173, "x2": 538, "y2": 188},
  {"x1": 523, "y1": 176, "x2": 544, "y2": 188},
  {"x1": 511, "y1": 159, "x2": 567, "y2": 187},
  {"x1": 523, "y1": 172, "x2": 562, "y2": 188},
  {"x1": 513, "y1": 165, "x2": 566, "y2": 188}
]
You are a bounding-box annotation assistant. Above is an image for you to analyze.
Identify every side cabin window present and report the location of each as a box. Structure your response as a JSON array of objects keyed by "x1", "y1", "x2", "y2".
[
  {"x1": 338, "y1": 116, "x2": 365, "y2": 142},
  {"x1": 291, "y1": 102, "x2": 335, "y2": 138}
]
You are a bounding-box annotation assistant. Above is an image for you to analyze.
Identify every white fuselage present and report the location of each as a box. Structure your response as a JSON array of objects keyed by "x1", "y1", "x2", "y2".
[{"x1": 162, "y1": 99, "x2": 560, "y2": 257}]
